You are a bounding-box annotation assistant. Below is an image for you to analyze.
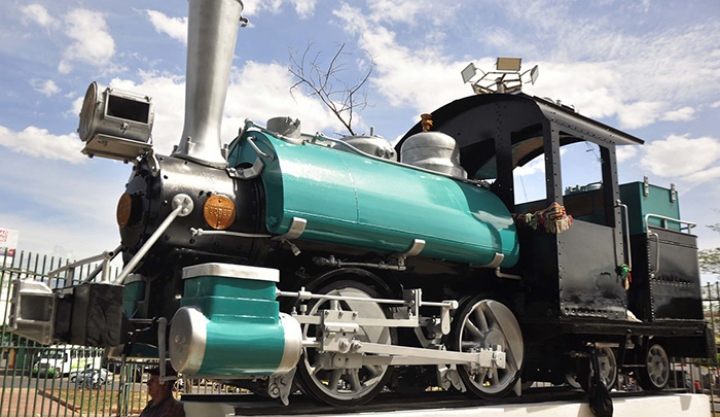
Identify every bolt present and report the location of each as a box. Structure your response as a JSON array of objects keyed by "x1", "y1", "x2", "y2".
[
  {"x1": 338, "y1": 339, "x2": 350, "y2": 352},
  {"x1": 338, "y1": 311, "x2": 343, "y2": 318},
  {"x1": 351, "y1": 341, "x2": 363, "y2": 352},
  {"x1": 174, "y1": 334, "x2": 184, "y2": 344},
  {"x1": 324, "y1": 310, "x2": 329, "y2": 317},
  {"x1": 352, "y1": 312, "x2": 358, "y2": 319}
]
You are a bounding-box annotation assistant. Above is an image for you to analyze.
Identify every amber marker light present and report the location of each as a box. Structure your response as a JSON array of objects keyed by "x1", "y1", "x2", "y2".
[
  {"x1": 203, "y1": 195, "x2": 236, "y2": 230},
  {"x1": 117, "y1": 193, "x2": 132, "y2": 227}
]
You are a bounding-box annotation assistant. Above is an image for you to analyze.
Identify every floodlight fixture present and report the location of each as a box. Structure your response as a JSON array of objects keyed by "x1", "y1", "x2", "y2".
[
  {"x1": 496, "y1": 57, "x2": 522, "y2": 72},
  {"x1": 461, "y1": 63, "x2": 478, "y2": 83},
  {"x1": 463, "y1": 57, "x2": 539, "y2": 96},
  {"x1": 529, "y1": 65, "x2": 539, "y2": 85}
]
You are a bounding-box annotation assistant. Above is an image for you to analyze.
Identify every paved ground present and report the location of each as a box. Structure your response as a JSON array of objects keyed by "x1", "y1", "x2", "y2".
[{"x1": 0, "y1": 387, "x2": 75, "y2": 417}]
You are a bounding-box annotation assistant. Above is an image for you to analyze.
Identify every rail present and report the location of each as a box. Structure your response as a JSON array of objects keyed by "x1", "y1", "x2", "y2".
[{"x1": 644, "y1": 213, "x2": 696, "y2": 278}]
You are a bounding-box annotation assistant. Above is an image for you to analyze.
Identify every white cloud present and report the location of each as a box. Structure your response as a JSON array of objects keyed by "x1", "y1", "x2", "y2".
[
  {"x1": 661, "y1": 106, "x2": 695, "y2": 122},
  {"x1": 365, "y1": 0, "x2": 456, "y2": 25},
  {"x1": 243, "y1": 0, "x2": 317, "y2": 18},
  {"x1": 616, "y1": 145, "x2": 638, "y2": 163},
  {"x1": 226, "y1": 61, "x2": 342, "y2": 134},
  {"x1": 711, "y1": 101, "x2": 720, "y2": 108},
  {"x1": 70, "y1": 96, "x2": 84, "y2": 118},
  {"x1": 640, "y1": 134, "x2": 720, "y2": 180},
  {"x1": 30, "y1": 79, "x2": 60, "y2": 97},
  {"x1": 290, "y1": 0, "x2": 317, "y2": 18},
  {"x1": 145, "y1": 10, "x2": 188, "y2": 45},
  {"x1": 0, "y1": 126, "x2": 84, "y2": 163},
  {"x1": 20, "y1": 4, "x2": 58, "y2": 28},
  {"x1": 58, "y1": 9, "x2": 116, "y2": 74},
  {"x1": 684, "y1": 166, "x2": 720, "y2": 184},
  {"x1": 333, "y1": 4, "x2": 469, "y2": 114},
  {"x1": 514, "y1": 157, "x2": 545, "y2": 177},
  {"x1": 616, "y1": 101, "x2": 665, "y2": 129},
  {"x1": 524, "y1": 62, "x2": 623, "y2": 120}
]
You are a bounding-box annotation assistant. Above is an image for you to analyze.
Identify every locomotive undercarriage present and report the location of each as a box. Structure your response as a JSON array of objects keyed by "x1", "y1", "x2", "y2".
[{"x1": 127, "y1": 258, "x2": 526, "y2": 406}]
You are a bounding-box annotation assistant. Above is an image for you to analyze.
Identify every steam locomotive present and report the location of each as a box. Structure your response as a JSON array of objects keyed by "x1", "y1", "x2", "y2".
[{"x1": 9, "y1": 0, "x2": 711, "y2": 408}]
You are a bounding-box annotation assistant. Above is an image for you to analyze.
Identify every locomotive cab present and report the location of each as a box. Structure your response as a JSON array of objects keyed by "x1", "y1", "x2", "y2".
[{"x1": 398, "y1": 93, "x2": 711, "y2": 388}]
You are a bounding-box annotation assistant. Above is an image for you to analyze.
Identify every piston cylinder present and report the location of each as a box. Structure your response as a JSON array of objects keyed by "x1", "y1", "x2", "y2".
[{"x1": 169, "y1": 263, "x2": 302, "y2": 376}]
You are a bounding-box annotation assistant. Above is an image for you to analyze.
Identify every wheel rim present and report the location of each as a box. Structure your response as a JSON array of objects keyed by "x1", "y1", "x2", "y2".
[
  {"x1": 299, "y1": 285, "x2": 393, "y2": 403},
  {"x1": 596, "y1": 347, "x2": 618, "y2": 388},
  {"x1": 456, "y1": 299, "x2": 523, "y2": 397},
  {"x1": 646, "y1": 344, "x2": 669, "y2": 388}
]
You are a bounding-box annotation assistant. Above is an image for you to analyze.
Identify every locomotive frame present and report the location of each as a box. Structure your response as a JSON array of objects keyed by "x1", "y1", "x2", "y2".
[{"x1": 7, "y1": 0, "x2": 711, "y2": 409}]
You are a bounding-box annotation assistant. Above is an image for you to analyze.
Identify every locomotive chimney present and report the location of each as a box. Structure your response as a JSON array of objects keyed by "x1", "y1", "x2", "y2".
[{"x1": 172, "y1": 0, "x2": 245, "y2": 169}]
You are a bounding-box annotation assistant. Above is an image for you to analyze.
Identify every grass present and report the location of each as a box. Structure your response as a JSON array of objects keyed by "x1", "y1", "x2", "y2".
[{"x1": 42, "y1": 388, "x2": 159, "y2": 415}]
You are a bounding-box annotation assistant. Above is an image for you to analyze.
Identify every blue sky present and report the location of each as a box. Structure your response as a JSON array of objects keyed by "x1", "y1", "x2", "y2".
[{"x1": 1, "y1": 0, "x2": 720, "y2": 276}]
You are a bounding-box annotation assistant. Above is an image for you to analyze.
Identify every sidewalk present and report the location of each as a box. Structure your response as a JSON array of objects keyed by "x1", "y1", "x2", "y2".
[{"x1": 0, "y1": 388, "x2": 74, "y2": 417}]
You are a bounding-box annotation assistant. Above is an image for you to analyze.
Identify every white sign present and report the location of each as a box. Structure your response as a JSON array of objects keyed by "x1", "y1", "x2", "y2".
[{"x1": 0, "y1": 228, "x2": 19, "y2": 257}]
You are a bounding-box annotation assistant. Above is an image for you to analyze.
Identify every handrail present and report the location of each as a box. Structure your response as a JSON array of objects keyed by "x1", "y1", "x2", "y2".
[
  {"x1": 615, "y1": 201, "x2": 632, "y2": 270},
  {"x1": 47, "y1": 245, "x2": 121, "y2": 283},
  {"x1": 643, "y1": 213, "x2": 695, "y2": 234},
  {"x1": 643, "y1": 213, "x2": 695, "y2": 278}
]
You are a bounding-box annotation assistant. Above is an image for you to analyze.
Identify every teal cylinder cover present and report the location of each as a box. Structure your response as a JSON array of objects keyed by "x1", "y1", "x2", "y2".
[
  {"x1": 229, "y1": 131, "x2": 519, "y2": 267},
  {"x1": 122, "y1": 274, "x2": 146, "y2": 317},
  {"x1": 169, "y1": 263, "x2": 301, "y2": 376}
]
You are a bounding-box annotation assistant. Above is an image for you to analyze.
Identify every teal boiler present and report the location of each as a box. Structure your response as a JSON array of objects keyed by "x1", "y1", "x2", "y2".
[{"x1": 229, "y1": 131, "x2": 519, "y2": 268}]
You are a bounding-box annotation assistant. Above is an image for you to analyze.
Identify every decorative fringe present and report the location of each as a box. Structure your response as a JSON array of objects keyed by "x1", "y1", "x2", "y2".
[
  {"x1": 542, "y1": 202, "x2": 573, "y2": 233},
  {"x1": 512, "y1": 202, "x2": 574, "y2": 234}
]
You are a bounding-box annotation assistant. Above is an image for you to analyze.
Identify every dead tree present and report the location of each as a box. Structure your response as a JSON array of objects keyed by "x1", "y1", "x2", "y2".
[{"x1": 289, "y1": 43, "x2": 373, "y2": 136}]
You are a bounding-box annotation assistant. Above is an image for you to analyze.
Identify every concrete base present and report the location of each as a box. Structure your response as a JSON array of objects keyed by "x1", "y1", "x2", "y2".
[
  {"x1": 183, "y1": 394, "x2": 710, "y2": 417},
  {"x1": 303, "y1": 394, "x2": 707, "y2": 417}
]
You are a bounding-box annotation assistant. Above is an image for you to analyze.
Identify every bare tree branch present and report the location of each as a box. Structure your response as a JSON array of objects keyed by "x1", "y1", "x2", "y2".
[{"x1": 288, "y1": 43, "x2": 374, "y2": 136}]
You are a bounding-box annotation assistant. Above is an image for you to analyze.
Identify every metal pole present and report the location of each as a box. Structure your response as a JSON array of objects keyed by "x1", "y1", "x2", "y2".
[{"x1": 707, "y1": 283, "x2": 715, "y2": 406}]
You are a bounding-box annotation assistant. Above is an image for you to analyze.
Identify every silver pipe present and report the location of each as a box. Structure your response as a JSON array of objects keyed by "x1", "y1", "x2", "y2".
[
  {"x1": 82, "y1": 245, "x2": 122, "y2": 283},
  {"x1": 113, "y1": 205, "x2": 182, "y2": 285},
  {"x1": 48, "y1": 248, "x2": 118, "y2": 278},
  {"x1": 172, "y1": 0, "x2": 245, "y2": 168},
  {"x1": 189, "y1": 227, "x2": 271, "y2": 239},
  {"x1": 276, "y1": 289, "x2": 457, "y2": 309}
]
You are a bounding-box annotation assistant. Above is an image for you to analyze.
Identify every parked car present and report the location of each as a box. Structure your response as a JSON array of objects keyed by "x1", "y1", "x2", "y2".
[
  {"x1": 72, "y1": 367, "x2": 111, "y2": 388},
  {"x1": 32, "y1": 345, "x2": 103, "y2": 378}
]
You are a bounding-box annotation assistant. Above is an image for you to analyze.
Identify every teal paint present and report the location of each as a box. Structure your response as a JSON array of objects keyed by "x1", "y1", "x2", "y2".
[
  {"x1": 199, "y1": 317, "x2": 287, "y2": 375},
  {"x1": 122, "y1": 280, "x2": 145, "y2": 317},
  {"x1": 181, "y1": 274, "x2": 287, "y2": 376},
  {"x1": 229, "y1": 132, "x2": 519, "y2": 267},
  {"x1": 619, "y1": 182, "x2": 682, "y2": 235}
]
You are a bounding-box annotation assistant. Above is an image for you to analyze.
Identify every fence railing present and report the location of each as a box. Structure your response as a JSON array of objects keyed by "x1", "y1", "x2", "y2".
[{"x1": 0, "y1": 252, "x2": 156, "y2": 417}]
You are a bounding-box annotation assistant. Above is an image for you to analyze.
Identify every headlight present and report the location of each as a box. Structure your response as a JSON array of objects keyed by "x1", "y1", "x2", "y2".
[
  {"x1": 77, "y1": 82, "x2": 155, "y2": 162},
  {"x1": 116, "y1": 193, "x2": 133, "y2": 228}
]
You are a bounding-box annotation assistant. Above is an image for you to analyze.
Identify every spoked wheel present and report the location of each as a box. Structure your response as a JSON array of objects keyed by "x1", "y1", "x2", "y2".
[
  {"x1": 576, "y1": 347, "x2": 618, "y2": 391},
  {"x1": 638, "y1": 343, "x2": 670, "y2": 390},
  {"x1": 295, "y1": 279, "x2": 395, "y2": 407},
  {"x1": 450, "y1": 296, "x2": 524, "y2": 399}
]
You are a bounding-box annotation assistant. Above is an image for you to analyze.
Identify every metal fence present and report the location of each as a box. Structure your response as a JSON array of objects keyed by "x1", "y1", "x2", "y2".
[
  {"x1": 0, "y1": 251, "x2": 718, "y2": 416},
  {"x1": 0, "y1": 252, "x2": 160, "y2": 417}
]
